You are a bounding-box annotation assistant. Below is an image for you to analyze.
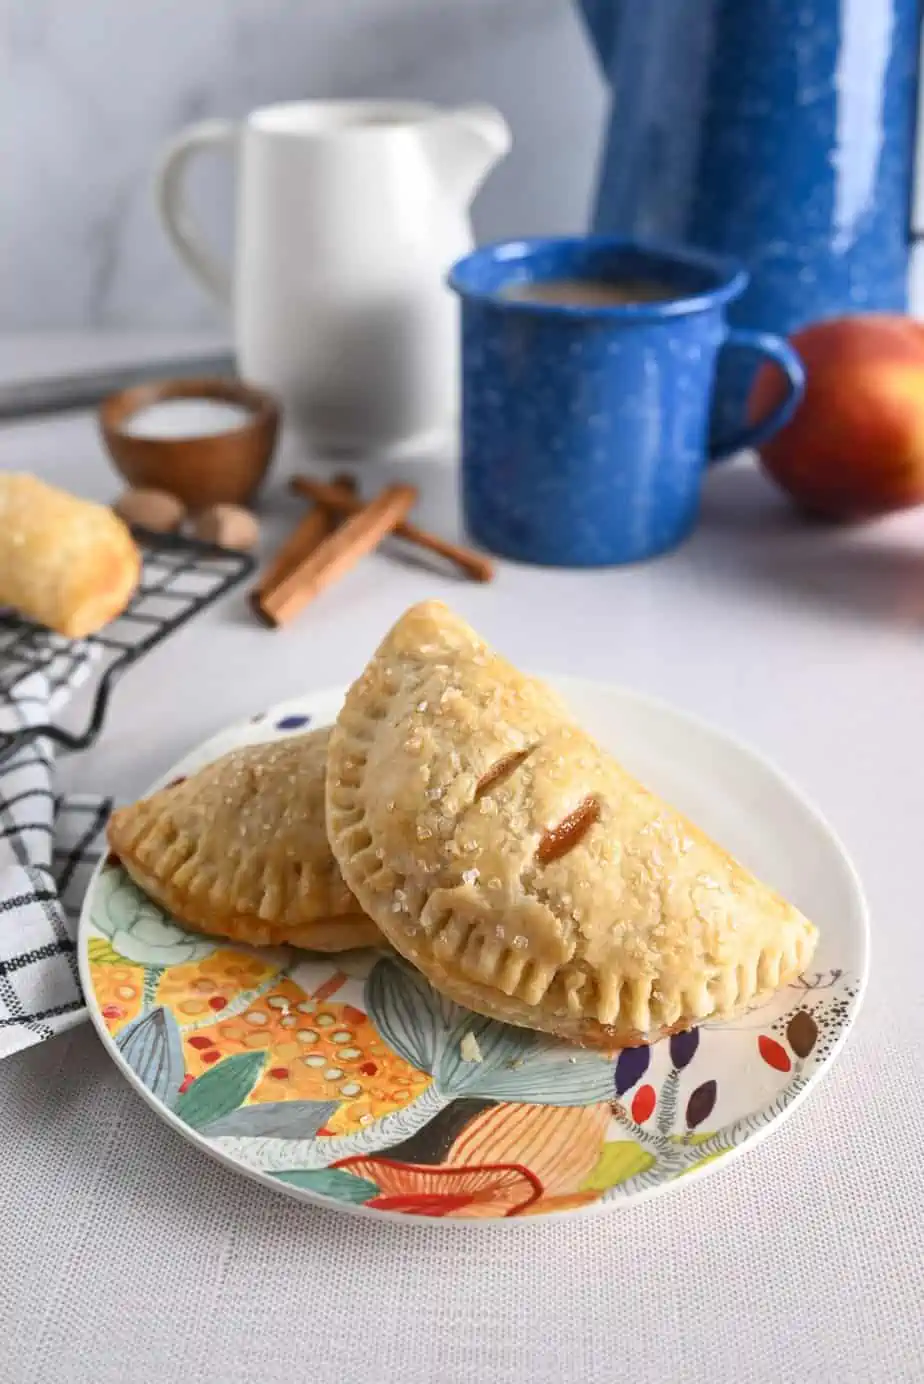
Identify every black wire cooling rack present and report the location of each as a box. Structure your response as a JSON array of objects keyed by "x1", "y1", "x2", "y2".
[{"x1": 0, "y1": 527, "x2": 256, "y2": 769}]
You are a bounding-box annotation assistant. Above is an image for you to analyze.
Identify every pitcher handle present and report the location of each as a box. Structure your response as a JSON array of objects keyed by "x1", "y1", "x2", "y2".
[
  {"x1": 709, "y1": 328, "x2": 805, "y2": 462},
  {"x1": 155, "y1": 119, "x2": 239, "y2": 308}
]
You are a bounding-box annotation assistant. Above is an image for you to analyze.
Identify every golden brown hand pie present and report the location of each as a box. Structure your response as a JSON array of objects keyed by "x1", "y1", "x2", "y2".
[
  {"x1": 108, "y1": 730, "x2": 380, "y2": 953},
  {"x1": 0, "y1": 473, "x2": 140, "y2": 638},
  {"x1": 326, "y1": 602, "x2": 818, "y2": 1049}
]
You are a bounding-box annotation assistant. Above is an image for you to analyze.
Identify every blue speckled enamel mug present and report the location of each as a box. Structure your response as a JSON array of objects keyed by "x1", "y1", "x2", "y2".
[{"x1": 449, "y1": 236, "x2": 804, "y2": 566}]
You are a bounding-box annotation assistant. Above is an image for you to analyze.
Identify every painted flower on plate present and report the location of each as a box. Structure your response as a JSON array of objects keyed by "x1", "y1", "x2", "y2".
[
  {"x1": 93, "y1": 870, "x2": 216, "y2": 966},
  {"x1": 333, "y1": 1101, "x2": 612, "y2": 1217},
  {"x1": 335, "y1": 1155, "x2": 543, "y2": 1217}
]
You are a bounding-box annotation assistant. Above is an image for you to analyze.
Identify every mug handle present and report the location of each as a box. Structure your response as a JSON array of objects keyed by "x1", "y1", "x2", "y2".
[
  {"x1": 708, "y1": 328, "x2": 805, "y2": 462},
  {"x1": 155, "y1": 119, "x2": 239, "y2": 308}
]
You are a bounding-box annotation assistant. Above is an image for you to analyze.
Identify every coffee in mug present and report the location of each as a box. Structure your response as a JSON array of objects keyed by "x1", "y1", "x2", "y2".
[{"x1": 503, "y1": 277, "x2": 675, "y2": 307}]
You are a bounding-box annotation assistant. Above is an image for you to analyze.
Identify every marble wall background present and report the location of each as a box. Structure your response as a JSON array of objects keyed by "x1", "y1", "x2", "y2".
[{"x1": 1, "y1": 0, "x2": 606, "y2": 330}]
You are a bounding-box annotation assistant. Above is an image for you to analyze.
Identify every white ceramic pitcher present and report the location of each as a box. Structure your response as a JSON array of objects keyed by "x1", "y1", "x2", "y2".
[{"x1": 156, "y1": 100, "x2": 511, "y2": 458}]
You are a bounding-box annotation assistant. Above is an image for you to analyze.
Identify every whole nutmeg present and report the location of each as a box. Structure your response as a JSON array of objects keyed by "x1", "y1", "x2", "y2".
[
  {"x1": 113, "y1": 486, "x2": 186, "y2": 532},
  {"x1": 193, "y1": 503, "x2": 260, "y2": 552}
]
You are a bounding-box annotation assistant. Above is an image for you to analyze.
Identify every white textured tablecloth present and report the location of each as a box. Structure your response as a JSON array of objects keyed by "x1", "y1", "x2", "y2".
[{"x1": 1, "y1": 382, "x2": 922, "y2": 1384}]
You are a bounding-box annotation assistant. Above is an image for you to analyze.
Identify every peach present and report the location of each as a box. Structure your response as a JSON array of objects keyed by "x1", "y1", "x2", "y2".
[{"x1": 749, "y1": 314, "x2": 924, "y2": 520}]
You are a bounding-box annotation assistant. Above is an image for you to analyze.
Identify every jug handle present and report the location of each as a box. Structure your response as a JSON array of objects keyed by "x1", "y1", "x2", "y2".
[
  {"x1": 709, "y1": 329, "x2": 805, "y2": 461},
  {"x1": 425, "y1": 104, "x2": 512, "y2": 208},
  {"x1": 155, "y1": 119, "x2": 239, "y2": 308}
]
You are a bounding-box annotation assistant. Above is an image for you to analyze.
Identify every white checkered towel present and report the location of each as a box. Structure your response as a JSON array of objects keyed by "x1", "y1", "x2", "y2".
[{"x1": 0, "y1": 638, "x2": 111, "y2": 1058}]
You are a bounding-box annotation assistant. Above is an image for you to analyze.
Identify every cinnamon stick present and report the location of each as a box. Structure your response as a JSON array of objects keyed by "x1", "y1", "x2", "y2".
[
  {"x1": 290, "y1": 475, "x2": 495, "y2": 582},
  {"x1": 260, "y1": 484, "x2": 418, "y2": 627},
  {"x1": 252, "y1": 476, "x2": 355, "y2": 611}
]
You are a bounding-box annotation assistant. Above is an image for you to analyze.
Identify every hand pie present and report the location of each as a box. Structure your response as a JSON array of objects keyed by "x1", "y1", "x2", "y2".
[
  {"x1": 326, "y1": 602, "x2": 818, "y2": 1049},
  {"x1": 0, "y1": 473, "x2": 140, "y2": 638},
  {"x1": 108, "y1": 730, "x2": 380, "y2": 953}
]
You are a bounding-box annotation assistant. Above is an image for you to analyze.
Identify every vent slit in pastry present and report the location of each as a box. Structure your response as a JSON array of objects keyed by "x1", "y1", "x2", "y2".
[
  {"x1": 535, "y1": 795, "x2": 601, "y2": 865},
  {"x1": 474, "y1": 747, "x2": 535, "y2": 800}
]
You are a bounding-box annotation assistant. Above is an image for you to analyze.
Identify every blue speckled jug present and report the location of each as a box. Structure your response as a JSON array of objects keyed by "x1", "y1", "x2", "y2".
[
  {"x1": 450, "y1": 237, "x2": 803, "y2": 567},
  {"x1": 578, "y1": 0, "x2": 921, "y2": 431}
]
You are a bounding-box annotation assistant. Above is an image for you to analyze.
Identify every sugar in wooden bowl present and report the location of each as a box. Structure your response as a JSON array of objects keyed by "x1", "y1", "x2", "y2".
[
  {"x1": 100, "y1": 377, "x2": 280, "y2": 508},
  {"x1": 122, "y1": 399, "x2": 254, "y2": 440}
]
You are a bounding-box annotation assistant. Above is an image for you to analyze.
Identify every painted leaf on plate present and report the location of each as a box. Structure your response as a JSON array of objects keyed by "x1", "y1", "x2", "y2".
[
  {"x1": 580, "y1": 1141, "x2": 655, "y2": 1193},
  {"x1": 669, "y1": 1028, "x2": 700, "y2": 1070},
  {"x1": 436, "y1": 1012, "x2": 534, "y2": 1097},
  {"x1": 758, "y1": 1034, "x2": 792, "y2": 1072},
  {"x1": 630, "y1": 1083, "x2": 656, "y2": 1124},
  {"x1": 465, "y1": 1040, "x2": 615, "y2": 1107},
  {"x1": 614, "y1": 1043, "x2": 650, "y2": 1096},
  {"x1": 115, "y1": 1005, "x2": 184, "y2": 1108},
  {"x1": 272, "y1": 1168, "x2": 379, "y2": 1204},
  {"x1": 786, "y1": 1010, "x2": 818, "y2": 1059},
  {"x1": 685, "y1": 1079, "x2": 717, "y2": 1130},
  {"x1": 365, "y1": 956, "x2": 460, "y2": 1074},
  {"x1": 173, "y1": 1051, "x2": 266, "y2": 1130},
  {"x1": 275, "y1": 714, "x2": 311, "y2": 731},
  {"x1": 203, "y1": 1100, "x2": 338, "y2": 1140}
]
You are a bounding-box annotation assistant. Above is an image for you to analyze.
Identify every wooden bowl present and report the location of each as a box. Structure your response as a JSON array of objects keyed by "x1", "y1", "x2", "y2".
[{"x1": 100, "y1": 377, "x2": 280, "y2": 508}]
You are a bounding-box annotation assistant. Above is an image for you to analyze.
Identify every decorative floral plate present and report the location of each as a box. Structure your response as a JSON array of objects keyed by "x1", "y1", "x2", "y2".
[{"x1": 79, "y1": 681, "x2": 868, "y2": 1223}]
